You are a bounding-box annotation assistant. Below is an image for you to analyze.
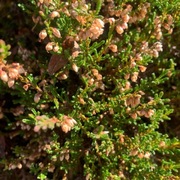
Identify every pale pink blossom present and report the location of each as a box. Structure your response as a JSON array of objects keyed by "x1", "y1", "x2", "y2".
[{"x1": 61, "y1": 115, "x2": 77, "y2": 133}]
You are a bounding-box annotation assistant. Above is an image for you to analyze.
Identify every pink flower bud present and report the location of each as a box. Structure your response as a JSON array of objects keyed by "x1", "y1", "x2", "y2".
[
  {"x1": 144, "y1": 152, "x2": 151, "y2": 159},
  {"x1": 139, "y1": 65, "x2": 147, "y2": 72},
  {"x1": 34, "y1": 125, "x2": 41, "y2": 132},
  {"x1": 79, "y1": 97, "x2": 86, "y2": 105},
  {"x1": 131, "y1": 72, "x2": 139, "y2": 82},
  {"x1": 125, "y1": 81, "x2": 131, "y2": 90},
  {"x1": 49, "y1": 11, "x2": 60, "y2": 19},
  {"x1": 92, "y1": 69, "x2": 99, "y2": 76},
  {"x1": 121, "y1": 22, "x2": 128, "y2": 29},
  {"x1": 116, "y1": 25, "x2": 124, "y2": 34},
  {"x1": 159, "y1": 141, "x2": 166, "y2": 148},
  {"x1": 131, "y1": 112, "x2": 137, "y2": 119},
  {"x1": 39, "y1": 29, "x2": 47, "y2": 40},
  {"x1": 122, "y1": 14, "x2": 130, "y2": 23},
  {"x1": 53, "y1": 45, "x2": 59, "y2": 52},
  {"x1": 109, "y1": 44, "x2": 118, "y2": 52},
  {"x1": 0, "y1": 71, "x2": 8, "y2": 82},
  {"x1": 156, "y1": 31, "x2": 162, "y2": 40},
  {"x1": 8, "y1": 68, "x2": 19, "y2": 79},
  {"x1": 108, "y1": 18, "x2": 115, "y2": 25},
  {"x1": 72, "y1": 63, "x2": 79, "y2": 72},
  {"x1": 17, "y1": 163, "x2": 22, "y2": 169},
  {"x1": 61, "y1": 115, "x2": 77, "y2": 133},
  {"x1": 94, "y1": 19, "x2": 104, "y2": 28},
  {"x1": 58, "y1": 73, "x2": 68, "y2": 80},
  {"x1": 45, "y1": 42, "x2": 54, "y2": 52},
  {"x1": 152, "y1": 49, "x2": 159, "y2": 58},
  {"x1": 8, "y1": 79, "x2": 15, "y2": 88}
]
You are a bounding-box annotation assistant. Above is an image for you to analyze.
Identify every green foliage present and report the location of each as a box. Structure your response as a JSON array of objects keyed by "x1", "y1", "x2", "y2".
[
  {"x1": 0, "y1": 40, "x2": 11, "y2": 61},
  {"x1": 0, "y1": 0, "x2": 179, "y2": 179}
]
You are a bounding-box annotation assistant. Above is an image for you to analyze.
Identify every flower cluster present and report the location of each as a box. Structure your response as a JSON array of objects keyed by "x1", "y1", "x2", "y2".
[
  {"x1": 84, "y1": 68, "x2": 105, "y2": 91},
  {"x1": 130, "y1": 149, "x2": 151, "y2": 159},
  {"x1": 0, "y1": 62, "x2": 25, "y2": 87},
  {"x1": 78, "y1": 18, "x2": 105, "y2": 40},
  {"x1": 60, "y1": 115, "x2": 77, "y2": 133},
  {"x1": 125, "y1": 94, "x2": 141, "y2": 107},
  {"x1": 139, "y1": 41, "x2": 163, "y2": 58},
  {"x1": 129, "y1": 3, "x2": 150, "y2": 23},
  {"x1": 34, "y1": 115, "x2": 77, "y2": 134}
]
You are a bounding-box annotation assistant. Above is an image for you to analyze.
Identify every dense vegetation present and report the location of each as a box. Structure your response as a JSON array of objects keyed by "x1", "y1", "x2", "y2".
[{"x1": 0, "y1": 0, "x2": 179, "y2": 179}]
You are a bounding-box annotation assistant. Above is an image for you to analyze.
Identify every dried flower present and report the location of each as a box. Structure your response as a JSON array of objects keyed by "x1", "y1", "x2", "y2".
[
  {"x1": 51, "y1": 27, "x2": 61, "y2": 38},
  {"x1": 34, "y1": 92, "x2": 42, "y2": 103},
  {"x1": 125, "y1": 94, "x2": 141, "y2": 107},
  {"x1": 137, "y1": 109, "x2": 154, "y2": 118},
  {"x1": 48, "y1": 54, "x2": 68, "y2": 75},
  {"x1": 11, "y1": 106, "x2": 24, "y2": 116}
]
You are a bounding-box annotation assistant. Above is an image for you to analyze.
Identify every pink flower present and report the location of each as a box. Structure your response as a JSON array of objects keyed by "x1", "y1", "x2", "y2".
[{"x1": 61, "y1": 115, "x2": 77, "y2": 133}]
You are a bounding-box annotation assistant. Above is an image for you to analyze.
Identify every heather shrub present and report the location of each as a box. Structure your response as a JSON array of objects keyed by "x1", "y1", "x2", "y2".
[{"x1": 0, "y1": 0, "x2": 179, "y2": 179}]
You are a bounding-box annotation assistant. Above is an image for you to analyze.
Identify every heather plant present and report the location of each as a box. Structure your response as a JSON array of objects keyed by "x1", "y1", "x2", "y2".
[{"x1": 0, "y1": 0, "x2": 180, "y2": 179}]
